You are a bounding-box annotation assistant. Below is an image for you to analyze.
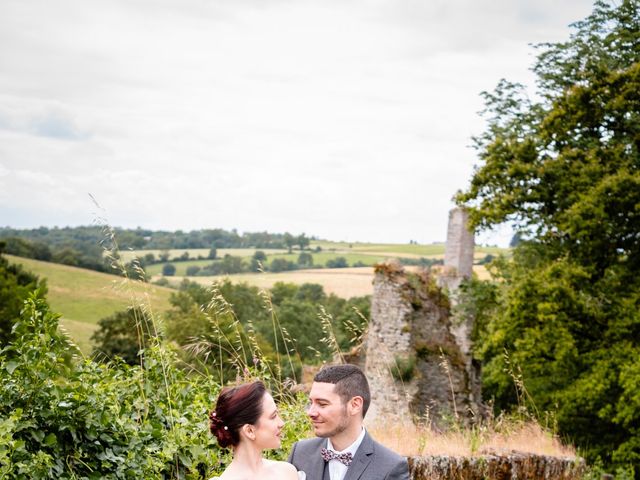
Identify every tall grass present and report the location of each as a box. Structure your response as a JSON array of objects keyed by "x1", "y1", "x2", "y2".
[
  {"x1": 369, "y1": 419, "x2": 575, "y2": 457},
  {"x1": 80, "y1": 213, "x2": 575, "y2": 463}
]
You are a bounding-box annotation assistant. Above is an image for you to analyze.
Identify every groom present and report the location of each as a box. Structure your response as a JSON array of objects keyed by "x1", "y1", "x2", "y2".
[{"x1": 288, "y1": 364, "x2": 409, "y2": 480}]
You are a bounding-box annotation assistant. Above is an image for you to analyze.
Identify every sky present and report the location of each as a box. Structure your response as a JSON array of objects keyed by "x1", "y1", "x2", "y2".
[{"x1": 0, "y1": 0, "x2": 594, "y2": 246}]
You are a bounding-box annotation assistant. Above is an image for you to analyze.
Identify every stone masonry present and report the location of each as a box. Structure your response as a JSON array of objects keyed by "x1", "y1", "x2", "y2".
[
  {"x1": 442, "y1": 207, "x2": 475, "y2": 284},
  {"x1": 363, "y1": 261, "x2": 415, "y2": 423},
  {"x1": 437, "y1": 207, "x2": 481, "y2": 408},
  {"x1": 364, "y1": 262, "x2": 482, "y2": 427}
]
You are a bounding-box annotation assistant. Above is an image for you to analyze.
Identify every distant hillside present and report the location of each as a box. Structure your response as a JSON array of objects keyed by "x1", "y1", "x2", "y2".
[
  {"x1": 5, "y1": 241, "x2": 506, "y2": 352},
  {"x1": 5, "y1": 255, "x2": 174, "y2": 354}
]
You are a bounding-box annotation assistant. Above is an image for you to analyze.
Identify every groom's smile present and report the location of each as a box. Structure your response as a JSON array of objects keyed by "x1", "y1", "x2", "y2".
[{"x1": 307, "y1": 382, "x2": 350, "y2": 438}]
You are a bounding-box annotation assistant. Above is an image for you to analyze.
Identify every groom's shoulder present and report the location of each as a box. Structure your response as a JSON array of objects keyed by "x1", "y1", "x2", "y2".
[{"x1": 292, "y1": 436, "x2": 325, "y2": 454}]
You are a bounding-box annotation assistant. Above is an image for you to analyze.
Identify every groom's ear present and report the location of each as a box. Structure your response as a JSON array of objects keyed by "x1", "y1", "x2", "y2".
[{"x1": 348, "y1": 396, "x2": 364, "y2": 417}]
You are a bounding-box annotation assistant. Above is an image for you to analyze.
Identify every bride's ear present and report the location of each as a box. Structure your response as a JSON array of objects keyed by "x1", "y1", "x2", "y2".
[{"x1": 241, "y1": 423, "x2": 257, "y2": 441}]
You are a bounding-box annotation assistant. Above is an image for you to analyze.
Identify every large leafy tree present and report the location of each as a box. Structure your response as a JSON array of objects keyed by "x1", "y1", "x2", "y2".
[{"x1": 456, "y1": 1, "x2": 640, "y2": 471}]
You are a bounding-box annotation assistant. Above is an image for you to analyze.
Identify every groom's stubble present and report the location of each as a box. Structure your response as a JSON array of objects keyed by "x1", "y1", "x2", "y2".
[{"x1": 315, "y1": 403, "x2": 349, "y2": 439}]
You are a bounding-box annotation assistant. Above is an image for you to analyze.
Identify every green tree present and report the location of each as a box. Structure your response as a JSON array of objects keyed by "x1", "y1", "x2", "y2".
[
  {"x1": 283, "y1": 233, "x2": 295, "y2": 253},
  {"x1": 269, "y1": 258, "x2": 295, "y2": 273},
  {"x1": 162, "y1": 263, "x2": 176, "y2": 276},
  {"x1": 456, "y1": 1, "x2": 640, "y2": 472},
  {"x1": 3, "y1": 237, "x2": 52, "y2": 261},
  {"x1": 297, "y1": 252, "x2": 313, "y2": 267},
  {"x1": 250, "y1": 250, "x2": 267, "y2": 272},
  {"x1": 91, "y1": 307, "x2": 158, "y2": 365},
  {"x1": 326, "y1": 257, "x2": 348, "y2": 268},
  {"x1": 0, "y1": 243, "x2": 47, "y2": 346},
  {"x1": 185, "y1": 265, "x2": 201, "y2": 276},
  {"x1": 297, "y1": 233, "x2": 310, "y2": 251}
]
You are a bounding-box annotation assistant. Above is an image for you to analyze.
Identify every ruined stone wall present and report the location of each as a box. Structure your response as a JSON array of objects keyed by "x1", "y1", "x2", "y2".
[
  {"x1": 364, "y1": 263, "x2": 482, "y2": 427},
  {"x1": 364, "y1": 262, "x2": 415, "y2": 422},
  {"x1": 437, "y1": 207, "x2": 482, "y2": 409},
  {"x1": 408, "y1": 454, "x2": 585, "y2": 480}
]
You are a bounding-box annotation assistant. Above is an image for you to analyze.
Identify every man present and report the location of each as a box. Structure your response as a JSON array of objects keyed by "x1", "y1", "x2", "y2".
[{"x1": 288, "y1": 364, "x2": 409, "y2": 480}]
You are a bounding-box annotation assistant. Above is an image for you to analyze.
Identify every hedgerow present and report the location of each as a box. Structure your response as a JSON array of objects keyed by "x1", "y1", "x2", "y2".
[{"x1": 0, "y1": 294, "x2": 311, "y2": 479}]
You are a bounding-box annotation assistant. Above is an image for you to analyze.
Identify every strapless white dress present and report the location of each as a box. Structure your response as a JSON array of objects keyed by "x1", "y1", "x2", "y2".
[{"x1": 210, "y1": 472, "x2": 305, "y2": 480}]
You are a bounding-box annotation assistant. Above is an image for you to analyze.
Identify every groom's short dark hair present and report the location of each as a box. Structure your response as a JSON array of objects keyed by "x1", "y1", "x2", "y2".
[{"x1": 314, "y1": 364, "x2": 371, "y2": 418}]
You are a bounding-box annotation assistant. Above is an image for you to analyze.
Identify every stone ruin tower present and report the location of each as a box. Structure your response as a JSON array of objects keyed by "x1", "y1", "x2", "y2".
[
  {"x1": 363, "y1": 207, "x2": 482, "y2": 427},
  {"x1": 439, "y1": 207, "x2": 475, "y2": 293},
  {"x1": 437, "y1": 207, "x2": 480, "y2": 403}
]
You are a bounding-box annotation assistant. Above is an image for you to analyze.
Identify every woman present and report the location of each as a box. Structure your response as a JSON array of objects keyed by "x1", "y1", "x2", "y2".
[{"x1": 209, "y1": 380, "x2": 303, "y2": 480}]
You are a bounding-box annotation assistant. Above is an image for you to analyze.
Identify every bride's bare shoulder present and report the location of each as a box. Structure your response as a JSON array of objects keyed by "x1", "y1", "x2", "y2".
[{"x1": 265, "y1": 459, "x2": 298, "y2": 479}]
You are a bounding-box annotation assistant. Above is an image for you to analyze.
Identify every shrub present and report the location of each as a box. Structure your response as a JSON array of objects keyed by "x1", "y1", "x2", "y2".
[
  {"x1": 162, "y1": 263, "x2": 176, "y2": 276},
  {"x1": 0, "y1": 294, "x2": 311, "y2": 478},
  {"x1": 326, "y1": 257, "x2": 348, "y2": 268},
  {"x1": 389, "y1": 354, "x2": 417, "y2": 382},
  {"x1": 186, "y1": 265, "x2": 201, "y2": 276}
]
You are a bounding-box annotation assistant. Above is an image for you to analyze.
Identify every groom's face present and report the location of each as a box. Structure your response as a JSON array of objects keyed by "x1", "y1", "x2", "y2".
[{"x1": 307, "y1": 382, "x2": 350, "y2": 438}]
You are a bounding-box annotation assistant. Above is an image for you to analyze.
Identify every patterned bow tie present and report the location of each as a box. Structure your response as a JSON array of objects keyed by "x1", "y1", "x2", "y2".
[{"x1": 321, "y1": 447, "x2": 353, "y2": 466}]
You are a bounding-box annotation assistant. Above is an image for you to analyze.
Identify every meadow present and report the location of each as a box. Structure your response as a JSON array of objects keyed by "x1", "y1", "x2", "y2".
[
  {"x1": 117, "y1": 247, "x2": 288, "y2": 263},
  {"x1": 6, "y1": 241, "x2": 498, "y2": 354},
  {"x1": 6, "y1": 254, "x2": 173, "y2": 353},
  {"x1": 137, "y1": 241, "x2": 503, "y2": 276},
  {"x1": 160, "y1": 265, "x2": 490, "y2": 297}
]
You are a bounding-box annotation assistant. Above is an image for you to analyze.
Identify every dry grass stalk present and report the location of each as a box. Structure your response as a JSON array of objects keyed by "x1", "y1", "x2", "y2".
[{"x1": 368, "y1": 421, "x2": 576, "y2": 458}]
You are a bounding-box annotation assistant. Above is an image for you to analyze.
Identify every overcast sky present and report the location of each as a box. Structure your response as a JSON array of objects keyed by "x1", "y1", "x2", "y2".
[{"x1": 0, "y1": 0, "x2": 594, "y2": 245}]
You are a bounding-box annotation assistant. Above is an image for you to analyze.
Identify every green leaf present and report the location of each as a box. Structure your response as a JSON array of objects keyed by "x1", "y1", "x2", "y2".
[
  {"x1": 44, "y1": 433, "x2": 57, "y2": 446},
  {"x1": 4, "y1": 360, "x2": 18, "y2": 374}
]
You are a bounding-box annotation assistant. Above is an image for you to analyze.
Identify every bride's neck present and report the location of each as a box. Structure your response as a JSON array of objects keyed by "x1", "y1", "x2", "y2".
[{"x1": 230, "y1": 440, "x2": 263, "y2": 472}]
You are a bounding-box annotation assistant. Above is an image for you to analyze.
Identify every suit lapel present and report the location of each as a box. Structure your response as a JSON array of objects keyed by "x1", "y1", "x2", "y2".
[
  {"x1": 309, "y1": 438, "x2": 329, "y2": 480},
  {"x1": 342, "y1": 432, "x2": 374, "y2": 480}
]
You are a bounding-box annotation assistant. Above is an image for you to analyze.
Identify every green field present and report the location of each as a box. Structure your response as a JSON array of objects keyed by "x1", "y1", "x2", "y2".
[
  {"x1": 312, "y1": 241, "x2": 506, "y2": 257},
  {"x1": 6, "y1": 241, "x2": 507, "y2": 353},
  {"x1": 6, "y1": 255, "x2": 174, "y2": 354},
  {"x1": 140, "y1": 242, "x2": 506, "y2": 276},
  {"x1": 118, "y1": 247, "x2": 288, "y2": 263},
  {"x1": 143, "y1": 251, "x2": 391, "y2": 276}
]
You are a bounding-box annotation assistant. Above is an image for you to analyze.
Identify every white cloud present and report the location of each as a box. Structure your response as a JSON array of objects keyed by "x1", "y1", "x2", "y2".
[{"x1": 0, "y1": 0, "x2": 594, "y2": 244}]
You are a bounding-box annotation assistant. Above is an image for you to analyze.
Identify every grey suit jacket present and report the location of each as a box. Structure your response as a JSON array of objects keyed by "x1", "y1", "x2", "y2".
[{"x1": 287, "y1": 431, "x2": 409, "y2": 480}]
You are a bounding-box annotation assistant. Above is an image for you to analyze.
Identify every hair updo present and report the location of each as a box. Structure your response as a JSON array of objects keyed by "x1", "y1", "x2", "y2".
[{"x1": 209, "y1": 380, "x2": 267, "y2": 448}]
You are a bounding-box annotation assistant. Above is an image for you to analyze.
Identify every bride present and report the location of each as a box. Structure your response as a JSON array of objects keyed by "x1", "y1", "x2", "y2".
[{"x1": 209, "y1": 380, "x2": 304, "y2": 480}]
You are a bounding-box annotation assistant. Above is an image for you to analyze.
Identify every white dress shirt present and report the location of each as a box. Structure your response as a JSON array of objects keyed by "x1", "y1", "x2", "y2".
[{"x1": 326, "y1": 428, "x2": 366, "y2": 480}]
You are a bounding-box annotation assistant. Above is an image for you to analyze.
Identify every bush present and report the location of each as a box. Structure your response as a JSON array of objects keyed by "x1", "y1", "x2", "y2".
[
  {"x1": 269, "y1": 258, "x2": 296, "y2": 273},
  {"x1": 186, "y1": 265, "x2": 201, "y2": 276},
  {"x1": 326, "y1": 257, "x2": 348, "y2": 268},
  {"x1": 91, "y1": 307, "x2": 160, "y2": 365},
  {"x1": 0, "y1": 294, "x2": 311, "y2": 478},
  {"x1": 162, "y1": 263, "x2": 176, "y2": 276},
  {"x1": 0, "y1": 248, "x2": 47, "y2": 346},
  {"x1": 390, "y1": 354, "x2": 417, "y2": 382}
]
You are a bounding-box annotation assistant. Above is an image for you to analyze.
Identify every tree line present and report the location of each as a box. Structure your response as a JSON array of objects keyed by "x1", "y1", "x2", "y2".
[{"x1": 0, "y1": 226, "x2": 315, "y2": 276}]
